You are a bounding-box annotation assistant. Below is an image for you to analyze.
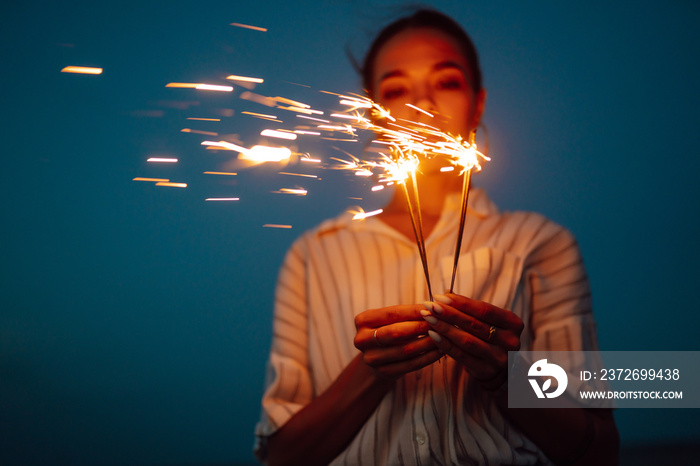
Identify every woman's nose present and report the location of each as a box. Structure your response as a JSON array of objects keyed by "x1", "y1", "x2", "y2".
[{"x1": 413, "y1": 86, "x2": 436, "y2": 115}]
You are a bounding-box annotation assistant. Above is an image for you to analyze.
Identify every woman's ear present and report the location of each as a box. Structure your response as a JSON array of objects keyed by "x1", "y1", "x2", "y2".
[{"x1": 472, "y1": 88, "x2": 487, "y2": 127}]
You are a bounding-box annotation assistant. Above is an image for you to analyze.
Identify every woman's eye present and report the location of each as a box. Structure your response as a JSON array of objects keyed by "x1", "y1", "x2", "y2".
[
  {"x1": 436, "y1": 79, "x2": 463, "y2": 90},
  {"x1": 382, "y1": 87, "x2": 407, "y2": 100}
]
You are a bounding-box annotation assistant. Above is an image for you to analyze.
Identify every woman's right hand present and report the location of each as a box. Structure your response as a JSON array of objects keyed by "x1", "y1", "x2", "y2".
[{"x1": 354, "y1": 305, "x2": 442, "y2": 379}]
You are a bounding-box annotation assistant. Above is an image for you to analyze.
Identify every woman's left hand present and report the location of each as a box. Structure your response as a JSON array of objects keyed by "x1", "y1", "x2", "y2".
[{"x1": 422, "y1": 292, "x2": 524, "y2": 389}]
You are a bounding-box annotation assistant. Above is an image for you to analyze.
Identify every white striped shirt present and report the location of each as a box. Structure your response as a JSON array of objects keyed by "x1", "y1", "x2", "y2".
[{"x1": 255, "y1": 188, "x2": 600, "y2": 465}]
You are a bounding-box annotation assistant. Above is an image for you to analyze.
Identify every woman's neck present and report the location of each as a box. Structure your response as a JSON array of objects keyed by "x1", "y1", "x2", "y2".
[{"x1": 383, "y1": 170, "x2": 462, "y2": 217}]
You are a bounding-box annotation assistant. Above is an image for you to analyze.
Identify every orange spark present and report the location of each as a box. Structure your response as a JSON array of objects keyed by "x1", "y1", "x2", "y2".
[
  {"x1": 156, "y1": 182, "x2": 187, "y2": 188},
  {"x1": 261, "y1": 129, "x2": 298, "y2": 140},
  {"x1": 186, "y1": 117, "x2": 221, "y2": 121},
  {"x1": 279, "y1": 172, "x2": 318, "y2": 179},
  {"x1": 242, "y1": 111, "x2": 278, "y2": 119},
  {"x1": 230, "y1": 22, "x2": 267, "y2": 32},
  {"x1": 263, "y1": 224, "x2": 292, "y2": 229},
  {"x1": 352, "y1": 208, "x2": 383, "y2": 220},
  {"x1": 195, "y1": 84, "x2": 233, "y2": 92},
  {"x1": 205, "y1": 197, "x2": 240, "y2": 201},
  {"x1": 203, "y1": 171, "x2": 237, "y2": 176},
  {"x1": 226, "y1": 75, "x2": 264, "y2": 83},
  {"x1": 181, "y1": 128, "x2": 218, "y2": 136},
  {"x1": 133, "y1": 177, "x2": 170, "y2": 182},
  {"x1": 61, "y1": 66, "x2": 102, "y2": 74}
]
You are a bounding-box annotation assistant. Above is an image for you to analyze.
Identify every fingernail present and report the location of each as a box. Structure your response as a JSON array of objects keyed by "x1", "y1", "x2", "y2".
[
  {"x1": 428, "y1": 330, "x2": 442, "y2": 343},
  {"x1": 423, "y1": 301, "x2": 444, "y2": 314},
  {"x1": 420, "y1": 310, "x2": 438, "y2": 325},
  {"x1": 433, "y1": 294, "x2": 452, "y2": 305}
]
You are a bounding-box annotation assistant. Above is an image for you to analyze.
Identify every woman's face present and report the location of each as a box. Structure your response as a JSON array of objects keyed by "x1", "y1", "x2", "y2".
[{"x1": 371, "y1": 27, "x2": 485, "y2": 139}]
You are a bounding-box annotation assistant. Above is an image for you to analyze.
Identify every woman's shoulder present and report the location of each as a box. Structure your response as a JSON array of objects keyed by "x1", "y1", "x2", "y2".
[{"x1": 478, "y1": 196, "x2": 579, "y2": 262}]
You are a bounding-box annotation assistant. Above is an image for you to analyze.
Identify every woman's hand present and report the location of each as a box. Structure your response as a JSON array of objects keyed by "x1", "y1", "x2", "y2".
[
  {"x1": 422, "y1": 293, "x2": 524, "y2": 389},
  {"x1": 354, "y1": 305, "x2": 442, "y2": 379}
]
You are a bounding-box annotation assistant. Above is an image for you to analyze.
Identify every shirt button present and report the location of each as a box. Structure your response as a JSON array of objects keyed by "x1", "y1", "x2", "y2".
[{"x1": 416, "y1": 433, "x2": 426, "y2": 445}]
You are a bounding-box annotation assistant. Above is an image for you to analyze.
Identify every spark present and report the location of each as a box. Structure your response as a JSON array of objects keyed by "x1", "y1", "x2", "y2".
[
  {"x1": 203, "y1": 171, "x2": 237, "y2": 176},
  {"x1": 371, "y1": 185, "x2": 385, "y2": 191},
  {"x1": 405, "y1": 103, "x2": 434, "y2": 117},
  {"x1": 279, "y1": 172, "x2": 318, "y2": 179},
  {"x1": 273, "y1": 96, "x2": 310, "y2": 108},
  {"x1": 187, "y1": 117, "x2": 220, "y2": 121},
  {"x1": 240, "y1": 91, "x2": 277, "y2": 107},
  {"x1": 181, "y1": 128, "x2": 218, "y2": 136},
  {"x1": 274, "y1": 188, "x2": 308, "y2": 195},
  {"x1": 202, "y1": 140, "x2": 249, "y2": 153},
  {"x1": 238, "y1": 145, "x2": 292, "y2": 163},
  {"x1": 294, "y1": 130, "x2": 321, "y2": 135},
  {"x1": 242, "y1": 111, "x2": 278, "y2": 119},
  {"x1": 166, "y1": 82, "x2": 199, "y2": 88},
  {"x1": 277, "y1": 105, "x2": 324, "y2": 115},
  {"x1": 156, "y1": 182, "x2": 187, "y2": 188},
  {"x1": 300, "y1": 157, "x2": 321, "y2": 163},
  {"x1": 195, "y1": 84, "x2": 233, "y2": 92},
  {"x1": 231, "y1": 23, "x2": 267, "y2": 32},
  {"x1": 352, "y1": 208, "x2": 383, "y2": 220},
  {"x1": 205, "y1": 197, "x2": 240, "y2": 201},
  {"x1": 133, "y1": 177, "x2": 169, "y2": 182},
  {"x1": 226, "y1": 75, "x2": 264, "y2": 83},
  {"x1": 340, "y1": 99, "x2": 372, "y2": 108},
  {"x1": 261, "y1": 129, "x2": 298, "y2": 140},
  {"x1": 263, "y1": 224, "x2": 292, "y2": 229},
  {"x1": 147, "y1": 157, "x2": 178, "y2": 163},
  {"x1": 440, "y1": 166, "x2": 455, "y2": 172},
  {"x1": 61, "y1": 66, "x2": 102, "y2": 74},
  {"x1": 355, "y1": 169, "x2": 373, "y2": 177},
  {"x1": 296, "y1": 115, "x2": 330, "y2": 123}
]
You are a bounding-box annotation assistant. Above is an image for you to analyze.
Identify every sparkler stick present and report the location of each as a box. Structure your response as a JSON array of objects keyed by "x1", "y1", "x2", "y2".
[
  {"x1": 408, "y1": 169, "x2": 433, "y2": 301},
  {"x1": 448, "y1": 130, "x2": 476, "y2": 293}
]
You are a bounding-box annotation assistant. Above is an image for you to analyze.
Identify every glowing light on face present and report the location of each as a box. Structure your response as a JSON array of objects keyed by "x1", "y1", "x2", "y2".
[{"x1": 61, "y1": 66, "x2": 102, "y2": 74}]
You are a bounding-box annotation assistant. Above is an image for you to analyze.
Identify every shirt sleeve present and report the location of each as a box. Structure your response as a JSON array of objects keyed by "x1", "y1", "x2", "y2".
[
  {"x1": 525, "y1": 222, "x2": 600, "y2": 353},
  {"x1": 254, "y1": 236, "x2": 314, "y2": 461}
]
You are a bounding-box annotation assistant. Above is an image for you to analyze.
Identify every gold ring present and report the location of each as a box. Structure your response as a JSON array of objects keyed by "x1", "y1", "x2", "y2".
[
  {"x1": 374, "y1": 328, "x2": 382, "y2": 347},
  {"x1": 487, "y1": 325, "x2": 496, "y2": 341}
]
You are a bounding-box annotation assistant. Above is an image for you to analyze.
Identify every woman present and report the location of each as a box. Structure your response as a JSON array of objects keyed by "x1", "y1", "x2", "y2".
[{"x1": 254, "y1": 9, "x2": 619, "y2": 466}]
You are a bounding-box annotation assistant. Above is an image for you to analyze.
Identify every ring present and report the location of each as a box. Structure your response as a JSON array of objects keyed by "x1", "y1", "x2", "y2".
[
  {"x1": 374, "y1": 328, "x2": 383, "y2": 347},
  {"x1": 487, "y1": 325, "x2": 496, "y2": 341}
]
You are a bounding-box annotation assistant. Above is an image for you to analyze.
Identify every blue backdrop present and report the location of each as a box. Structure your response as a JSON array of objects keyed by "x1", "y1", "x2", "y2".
[{"x1": 2, "y1": 1, "x2": 699, "y2": 464}]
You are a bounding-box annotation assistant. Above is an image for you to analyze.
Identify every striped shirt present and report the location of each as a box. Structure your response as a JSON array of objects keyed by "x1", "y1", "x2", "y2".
[{"x1": 255, "y1": 188, "x2": 600, "y2": 465}]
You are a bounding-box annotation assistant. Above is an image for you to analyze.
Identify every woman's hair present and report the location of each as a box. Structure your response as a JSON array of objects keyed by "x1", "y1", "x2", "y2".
[{"x1": 361, "y1": 9, "x2": 482, "y2": 97}]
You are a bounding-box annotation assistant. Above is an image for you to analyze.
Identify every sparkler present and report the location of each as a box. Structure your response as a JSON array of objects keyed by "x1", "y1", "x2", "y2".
[{"x1": 139, "y1": 73, "x2": 489, "y2": 297}]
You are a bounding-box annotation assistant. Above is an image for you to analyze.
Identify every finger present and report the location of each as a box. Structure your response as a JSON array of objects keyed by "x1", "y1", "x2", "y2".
[
  {"x1": 427, "y1": 330, "x2": 506, "y2": 381},
  {"x1": 363, "y1": 336, "x2": 437, "y2": 366},
  {"x1": 433, "y1": 293, "x2": 524, "y2": 333},
  {"x1": 422, "y1": 313, "x2": 495, "y2": 361},
  {"x1": 422, "y1": 303, "x2": 520, "y2": 351},
  {"x1": 378, "y1": 348, "x2": 442, "y2": 379},
  {"x1": 355, "y1": 304, "x2": 426, "y2": 329},
  {"x1": 354, "y1": 321, "x2": 431, "y2": 350}
]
